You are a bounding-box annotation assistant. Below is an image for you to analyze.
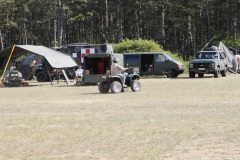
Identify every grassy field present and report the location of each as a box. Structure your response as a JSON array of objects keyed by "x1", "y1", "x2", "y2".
[{"x1": 1, "y1": 74, "x2": 240, "y2": 160}]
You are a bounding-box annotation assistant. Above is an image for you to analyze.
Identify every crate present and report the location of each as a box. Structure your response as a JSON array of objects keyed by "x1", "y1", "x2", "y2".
[
  {"x1": 85, "y1": 70, "x2": 90, "y2": 74},
  {"x1": 98, "y1": 69, "x2": 104, "y2": 74},
  {"x1": 97, "y1": 61, "x2": 104, "y2": 74},
  {"x1": 98, "y1": 61, "x2": 104, "y2": 66}
]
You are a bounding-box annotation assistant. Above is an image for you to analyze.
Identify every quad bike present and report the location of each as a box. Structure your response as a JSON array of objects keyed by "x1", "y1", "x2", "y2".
[{"x1": 98, "y1": 67, "x2": 141, "y2": 94}]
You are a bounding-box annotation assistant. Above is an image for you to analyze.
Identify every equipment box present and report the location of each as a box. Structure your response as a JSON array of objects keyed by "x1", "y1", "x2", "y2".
[{"x1": 6, "y1": 80, "x2": 21, "y2": 87}]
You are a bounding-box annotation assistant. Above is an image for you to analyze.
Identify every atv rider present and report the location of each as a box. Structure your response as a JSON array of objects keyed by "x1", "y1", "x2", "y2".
[{"x1": 111, "y1": 58, "x2": 128, "y2": 87}]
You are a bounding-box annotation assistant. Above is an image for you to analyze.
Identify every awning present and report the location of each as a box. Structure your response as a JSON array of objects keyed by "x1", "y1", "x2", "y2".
[{"x1": 0, "y1": 45, "x2": 77, "y2": 68}]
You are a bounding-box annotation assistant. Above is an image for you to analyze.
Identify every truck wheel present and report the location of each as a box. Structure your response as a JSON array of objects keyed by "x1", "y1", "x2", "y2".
[
  {"x1": 22, "y1": 68, "x2": 33, "y2": 80},
  {"x1": 221, "y1": 67, "x2": 227, "y2": 77},
  {"x1": 198, "y1": 73, "x2": 204, "y2": 78},
  {"x1": 131, "y1": 80, "x2": 141, "y2": 92},
  {"x1": 214, "y1": 68, "x2": 220, "y2": 78},
  {"x1": 36, "y1": 71, "x2": 48, "y2": 82},
  {"x1": 170, "y1": 69, "x2": 177, "y2": 78},
  {"x1": 99, "y1": 81, "x2": 109, "y2": 93},
  {"x1": 110, "y1": 81, "x2": 122, "y2": 93},
  {"x1": 121, "y1": 86, "x2": 129, "y2": 92},
  {"x1": 189, "y1": 71, "x2": 195, "y2": 78}
]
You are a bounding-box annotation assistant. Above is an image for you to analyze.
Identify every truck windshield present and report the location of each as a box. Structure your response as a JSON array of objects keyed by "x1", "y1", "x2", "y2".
[
  {"x1": 163, "y1": 53, "x2": 173, "y2": 60},
  {"x1": 195, "y1": 52, "x2": 218, "y2": 59}
]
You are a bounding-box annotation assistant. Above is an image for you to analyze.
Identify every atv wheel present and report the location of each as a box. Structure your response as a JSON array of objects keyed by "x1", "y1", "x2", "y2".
[
  {"x1": 99, "y1": 81, "x2": 110, "y2": 93},
  {"x1": 221, "y1": 67, "x2": 227, "y2": 77},
  {"x1": 22, "y1": 68, "x2": 33, "y2": 80},
  {"x1": 189, "y1": 71, "x2": 195, "y2": 78},
  {"x1": 121, "y1": 86, "x2": 129, "y2": 92},
  {"x1": 131, "y1": 80, "x2": 141, "y2": 92},
  {"x1": 214, "y1": 68, "x2": 220, "y2": 78},
  {"x1": 36, "y1": 71, "x2": 48, "y2": 82},
  {"x1": 110, "y1": 81, "x2": 122, "y2": 93},
  {"x1": 198, "y1": 73, "x2": 204, "y2": 78}
]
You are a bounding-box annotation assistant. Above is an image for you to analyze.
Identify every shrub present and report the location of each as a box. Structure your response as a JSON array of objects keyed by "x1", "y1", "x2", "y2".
[
  {"x1": 113, "y1": 39, "x2": 164, "y2": 53},
  {"x1": 0, "y1": 70, "x2": 3, "y2": 76}
]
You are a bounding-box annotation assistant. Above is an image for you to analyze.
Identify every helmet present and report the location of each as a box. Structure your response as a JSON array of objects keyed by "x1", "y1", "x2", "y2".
[{"x1": 113, "y1": 58, "x2": 119, "y2": 63}]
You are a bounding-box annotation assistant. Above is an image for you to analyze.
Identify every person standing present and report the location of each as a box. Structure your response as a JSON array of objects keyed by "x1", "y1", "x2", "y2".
[{"x1": 232, "y1": 50, "x2": 240, "y2": 74}]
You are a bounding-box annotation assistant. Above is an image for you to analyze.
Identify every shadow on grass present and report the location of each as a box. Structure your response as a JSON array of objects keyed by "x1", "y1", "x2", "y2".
[
  {"x1": 6, "y1": 84, "x2": 58, "y2": 88},
  {"x1": 141, "y1": 76, "x2": 214, "y2": 80},
  {"x1": 80, "y1": 93, "x2": 101, "y2": 95},
  {"x1": 170, "y1": 76, "x2": 214, "y2": 80},
  {"x1": 56, "y1": 84, "x2": 98, "y2": 88}
]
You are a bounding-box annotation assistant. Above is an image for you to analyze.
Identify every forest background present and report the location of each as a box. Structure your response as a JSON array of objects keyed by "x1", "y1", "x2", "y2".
[{"x1": 0, "y1": 0, "x2": 240, "y2": 62}]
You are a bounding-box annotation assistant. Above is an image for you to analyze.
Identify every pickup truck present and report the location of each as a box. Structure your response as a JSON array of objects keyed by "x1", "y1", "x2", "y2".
[{"x1": 189, "y1": 51, "x2": 228, "y2": 78}]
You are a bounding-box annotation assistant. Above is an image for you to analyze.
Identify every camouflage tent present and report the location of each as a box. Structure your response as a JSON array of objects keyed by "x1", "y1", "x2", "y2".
[
  {"x1": 0, "y1": 45, "x2": 77, "y2": 70},
  {"x1": 216, "y1": 42, "x2": 234, "y2": 68}
]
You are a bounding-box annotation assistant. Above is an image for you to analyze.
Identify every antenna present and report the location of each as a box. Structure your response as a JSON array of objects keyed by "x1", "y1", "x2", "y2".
[{"x1": 201, "y1": 36, "x2": 216, "y2": 51}]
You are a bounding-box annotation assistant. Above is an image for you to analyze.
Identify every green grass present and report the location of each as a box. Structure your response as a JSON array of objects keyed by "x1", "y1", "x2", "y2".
[{"x1": 0, "y1": 75, "x2": 240, "y2": 159}]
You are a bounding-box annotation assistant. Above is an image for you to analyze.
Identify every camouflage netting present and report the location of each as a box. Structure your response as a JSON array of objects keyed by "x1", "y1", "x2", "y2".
[{"x1": 217, "y1": 41, "x2": 234, "y2": 68}]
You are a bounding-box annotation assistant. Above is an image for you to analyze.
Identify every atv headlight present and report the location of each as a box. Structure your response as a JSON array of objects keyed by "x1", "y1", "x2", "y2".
[{"x1": 190, "y1": 63, "x2": 193, "y2": 68}]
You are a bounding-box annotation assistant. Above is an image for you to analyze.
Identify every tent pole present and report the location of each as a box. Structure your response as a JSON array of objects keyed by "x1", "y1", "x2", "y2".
[
  {"x1": 57, "y1": 69, "x2": 59, "y2": 84},
  {"x1": 44, "y1": 60, "x2": 53, "y2": 86},
  {"x1": 0, "y1": 45, "x2": 15, "y2": 84}
]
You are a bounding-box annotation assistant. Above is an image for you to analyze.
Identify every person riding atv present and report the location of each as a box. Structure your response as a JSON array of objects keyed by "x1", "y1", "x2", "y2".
[
  {"x1": 111, "y1": 58, "x2": 128, "y2": 86},
  {"x1": 98, "y1": 58, "x2": 141, "y2": 93}
]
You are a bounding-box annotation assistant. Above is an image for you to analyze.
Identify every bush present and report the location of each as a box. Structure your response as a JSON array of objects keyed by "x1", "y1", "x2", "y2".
[
  {"x1": 113, "y1": 39, "x2": 164, "y2": 53},
  {"x1": 0, "y1": 70, "x2": 3, "y2": 76},
  {"x1": 113, "y1": 39, "x2": 189, "y2": 73}
]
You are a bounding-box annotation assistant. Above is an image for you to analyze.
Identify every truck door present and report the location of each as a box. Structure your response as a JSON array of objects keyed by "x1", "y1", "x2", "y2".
[
  {"x1": 154, "y1": 54, "x2": 168, "y2": 75},
  {"x1": 220, "y1": 52, "x2": 227, "y2": 69},
  {"x1": 124, "y1": 54, "x2": 141, "y2": 73}
]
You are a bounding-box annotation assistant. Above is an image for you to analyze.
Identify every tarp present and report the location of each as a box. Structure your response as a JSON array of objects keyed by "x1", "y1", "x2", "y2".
[
  {"x1": 216, "y1": 42, "x2": 234, "y2": 68},
  {"x1": 0, "y1": 45, "x2": 77, "y2": 69}
]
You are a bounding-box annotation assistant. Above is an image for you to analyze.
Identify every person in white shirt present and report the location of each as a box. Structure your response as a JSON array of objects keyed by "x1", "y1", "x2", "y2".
[
  {"x1": 111, "y1": 58, "x2": 128, "y2": 86},
  {"x1": 75, "y1": 64, "x2": 84, "y2": 78},
  {"x1": 232, "y1": 51, "x2": 240, "y2": 74}
]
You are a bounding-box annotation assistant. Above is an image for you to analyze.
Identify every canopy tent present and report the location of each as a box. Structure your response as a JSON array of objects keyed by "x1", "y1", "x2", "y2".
[{"x1": 0, "y1": 45, "x2": 77, "y2": 69}]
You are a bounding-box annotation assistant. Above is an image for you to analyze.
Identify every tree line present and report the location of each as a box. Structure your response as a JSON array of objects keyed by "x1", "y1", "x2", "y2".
[{"x1": 0, "y1": 0, "x2": 239, "y2": 61}]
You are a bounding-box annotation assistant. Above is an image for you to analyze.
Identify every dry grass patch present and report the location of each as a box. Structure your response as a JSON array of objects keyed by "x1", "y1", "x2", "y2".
[{"x1": 0, "y1": 75, "x2": 240, "y2": 159}]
